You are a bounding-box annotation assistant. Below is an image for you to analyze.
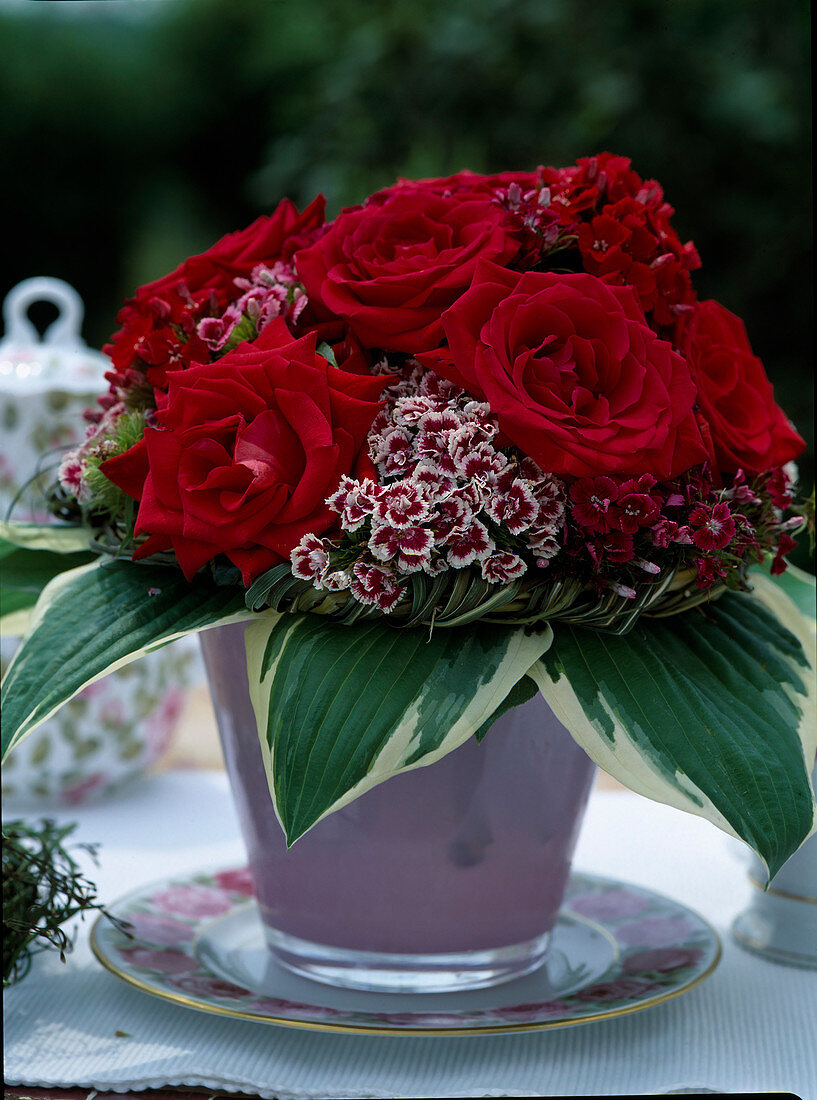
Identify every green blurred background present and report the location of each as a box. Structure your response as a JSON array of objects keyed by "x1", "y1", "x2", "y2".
[{"x1": 1, "y1": 0, "x2": 812, "y2": 562}]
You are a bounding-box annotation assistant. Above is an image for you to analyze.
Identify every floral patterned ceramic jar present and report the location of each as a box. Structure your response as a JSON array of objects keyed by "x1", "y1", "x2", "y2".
[
  {"x1": 0, "y1": 278, "x2": 199, "y2": 806},
  {"x1": 0, "y1": 277, "x2": 114, "y2": 520}
]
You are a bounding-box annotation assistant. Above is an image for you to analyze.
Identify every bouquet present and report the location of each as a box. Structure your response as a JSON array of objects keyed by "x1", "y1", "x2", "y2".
[{"x1": 2, "y1": 153, "x2": 814, "y2": 877}]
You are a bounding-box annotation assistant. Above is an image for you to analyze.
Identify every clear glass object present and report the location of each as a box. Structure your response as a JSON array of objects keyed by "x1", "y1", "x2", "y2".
[
  {"x1": 201, "y1": 622, "x2": 596, "y2": 993},
  {"x1": 732, "y1": 758, "x2": 817, "y2": 969}
]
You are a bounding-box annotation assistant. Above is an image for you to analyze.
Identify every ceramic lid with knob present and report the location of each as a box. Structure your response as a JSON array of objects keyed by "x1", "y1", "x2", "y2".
[
  {"x1": 0, "y1": 277, "x2": 111, "y2": 521},
  {"x1": 0, "y1": 276, "x2": 111, "y2": 395}
]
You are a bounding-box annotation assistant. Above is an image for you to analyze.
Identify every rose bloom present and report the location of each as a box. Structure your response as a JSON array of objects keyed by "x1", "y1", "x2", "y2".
[
  {"x1": 102, "y1": 319, "x2": 384, "y2": 584},
  {"x1": 420, "y1": 262, "x2": 709, "y2": 480},
  {"x1": 295, "y1": 189, "x2": 519, "y2": 354},
  {"x1": 104, "y1": 195, "x2": 326, "y2": 392},
  {"x1": 681, "y1": 299, "x2": 805, "y2": 473}
]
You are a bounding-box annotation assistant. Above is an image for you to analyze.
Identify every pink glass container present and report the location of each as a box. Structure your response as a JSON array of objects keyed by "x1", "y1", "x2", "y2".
[{"x1": 201, "y1": 622, "x2": 595, "y2": 992}]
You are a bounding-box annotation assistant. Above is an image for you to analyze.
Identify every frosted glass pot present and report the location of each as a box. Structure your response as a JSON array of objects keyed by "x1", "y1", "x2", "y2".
[{"x1": 201, "y1": 623, "x2": 596, "y2": 993}]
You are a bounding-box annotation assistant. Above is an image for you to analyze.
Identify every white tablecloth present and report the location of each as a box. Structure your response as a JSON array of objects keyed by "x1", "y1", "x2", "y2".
[{"x1": 4, "y1": 770, "x2": 816, "y2": 1098}]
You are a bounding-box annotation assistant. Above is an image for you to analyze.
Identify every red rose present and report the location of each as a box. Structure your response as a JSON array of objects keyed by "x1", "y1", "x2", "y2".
[
  {"x1": 419, "y1": 263, "x2": 709, "y2": 480},
  {"x1": 102, "y1": 318, "x2": 384, "y2": 584},
  {"x1": 295, "y1": 190, "x2": 519, "y2": 354},
  {"x1": 104, "y1": 196, "x2": 326, "y2": 389},
  {"x1": 682, "y1": 300, "x2": 804, "y2": 473}
]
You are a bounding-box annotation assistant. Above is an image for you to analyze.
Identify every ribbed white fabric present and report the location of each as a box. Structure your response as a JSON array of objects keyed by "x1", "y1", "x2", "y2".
[{"x1": 4, "y1": 771, "x2": 816, "y2": 1098}]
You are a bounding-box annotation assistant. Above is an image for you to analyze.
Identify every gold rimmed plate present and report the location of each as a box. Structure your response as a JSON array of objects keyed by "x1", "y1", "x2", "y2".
[{"x1": 91, "y1": 867, "x2": 720, "y2": 1036}]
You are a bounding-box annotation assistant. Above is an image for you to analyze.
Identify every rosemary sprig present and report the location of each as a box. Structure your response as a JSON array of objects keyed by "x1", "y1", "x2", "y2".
[{"x1": 2, "y1": 819, "x2": 123, "y2": 986}]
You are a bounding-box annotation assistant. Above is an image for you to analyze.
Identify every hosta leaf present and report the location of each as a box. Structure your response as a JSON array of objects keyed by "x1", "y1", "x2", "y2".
[
  {"x1": 0, "y1": 521, "x2": 94, "y2": 554},
  {"x1": 0, "y1": 538, "x2": 96, "y2": 633},
  {"x1": 246, "y1": 613, "x2": 553, "y2": 845},
  {"x1": 1, "y1": 559, "x2": 253, "y2": 759},
  {"x1": 753, "y1": 560, "x2": 816, "y2": 627},
  {"x1": 474, "y1": 673, "x2": 538, "y2": 743},
  {"x1": 529, "y1": 584, "x2": 816, "y2": 880}
]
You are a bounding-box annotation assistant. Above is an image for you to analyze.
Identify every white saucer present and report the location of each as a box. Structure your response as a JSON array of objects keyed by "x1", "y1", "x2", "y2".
[{"x1": 91, "y1": 867, "x2": 720, "y2": 1035}]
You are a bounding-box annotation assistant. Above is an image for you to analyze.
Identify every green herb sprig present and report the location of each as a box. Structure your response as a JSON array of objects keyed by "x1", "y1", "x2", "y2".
[{"x1": 2, "y1": 819, "x2": 121, "y2": 986}]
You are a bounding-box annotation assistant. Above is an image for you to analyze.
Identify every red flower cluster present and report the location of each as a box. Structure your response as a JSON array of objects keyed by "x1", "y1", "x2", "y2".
[
  {"x1": 65, "y1": 154, "x2": 805, "y2": 598},
  {"x1": 101, "y1": 197, "x2": 325, "y2": 402}
]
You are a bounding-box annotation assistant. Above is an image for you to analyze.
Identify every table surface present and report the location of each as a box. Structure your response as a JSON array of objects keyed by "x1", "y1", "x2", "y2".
[{"x1": 4, "y1": 681, "x2": 816, "y2": 1099}]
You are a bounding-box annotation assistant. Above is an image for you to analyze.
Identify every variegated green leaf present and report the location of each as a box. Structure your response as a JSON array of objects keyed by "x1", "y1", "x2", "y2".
[
  {"x1": 1, "y1": 559, "x2": 253, "y2": 759},
  {"x1": 529, "y1": 584, "x2": 816, "y2": 880},
  {"x1": 0, "y1": 537, "x2": 96, "y2": 634},
  {"x1": 0, "y1": 520, "x2": 94, "y2": 554},
  {"x1": 246, "y1": 613, "x2": 553, "y2": 845},
  {"x1": 754, "y1": 560, "x2": 816, "y2": 628}
]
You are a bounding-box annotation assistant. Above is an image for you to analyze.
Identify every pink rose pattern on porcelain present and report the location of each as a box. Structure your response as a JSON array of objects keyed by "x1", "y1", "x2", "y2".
[
  {"x1": 102, "y1": 869, "x2": 719, "y2": 1030},
  {"x1": 124, "y1": 912, "x2": 197, "y2": 945},
  {"x1": 567, "y1": 886, "x2": 651, "y2": 921},
  {"x1": 150, "y1": 884, "x2": 233, "y2": 918},
  {"x1": 213, "y1": 867, "x2": 255, "y2": 896},
  {"x1": 119, "y1": 947, "x2": 199, "y2": 974}
]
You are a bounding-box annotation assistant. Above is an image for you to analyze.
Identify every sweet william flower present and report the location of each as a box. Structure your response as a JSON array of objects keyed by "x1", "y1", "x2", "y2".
[
  {"x1": 570, "y1": 477, "x2": 620, "y2": 532},
  {"x1": 613, "y1": 489, "x2": 661, "y2": 535},
  {"x1": 651, "y1": 518, "x2": 692, "y2": 548},
  {"x1": 688, "y1": 502, "x2": 736, "y2": 551},
  {"x1": 542, "y1": 153, "x2": 649, "y2": 220},
  {"x1": 695, "y1": 556, "x2": 729, "y2": 588},
  {"x1": 290, "y1": 534, "x2": 330, "y2": 581},
  {"x1": 101, "y1": 319, "x2": 384, "y2": 585},
  {"x1": 576, "y1": 197, "x2": 698, "y2": 330},
  {"x1": 587, "y1": 532, "x2": 636, "y2": 566},
  {"x1": 375, "y1": 483, "x2": 431, "y2": 528},
  {"x1": 369, "y1": 522, "x2": 434, "y2": 572},
  {"x1": 771, "y1": 533, "x2": 798, "y2": 576},
  {"x1": 481, "y1": 551, "x2": 528, "y2": 584},
  {"x1": 350, "y1": 561, "x2": 403, "y2": 611},
  {"x1": 431, "y1": 494, "x2": 474, "y2": 540},
  {"x1": 317, "y1": 568, "x2": 352, "y2": 591},
  {"x1": 484, "y1": 478, "x2": 539, "y2": 534},
  {"x1": 411, "y1": 460, "x2": 456, "y2": 499},
  {"x1": 446, "y1": 520, "x2": 493, "y2": 567}
]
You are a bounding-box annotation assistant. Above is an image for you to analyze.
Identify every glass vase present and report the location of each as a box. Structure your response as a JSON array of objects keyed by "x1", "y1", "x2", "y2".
[{"x1": 201, "y1": 622, "x2": 596, "y2": 993}]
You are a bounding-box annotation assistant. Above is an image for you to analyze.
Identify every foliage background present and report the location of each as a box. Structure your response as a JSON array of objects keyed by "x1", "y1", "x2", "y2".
[{"x1": 1, "y1": 0, "x2": 812, "y2": 565}]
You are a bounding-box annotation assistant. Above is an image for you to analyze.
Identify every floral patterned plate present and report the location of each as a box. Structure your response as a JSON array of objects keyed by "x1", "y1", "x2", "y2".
[{"x1": 91, "y1": 867, "x2": 720, "y2": 1036}]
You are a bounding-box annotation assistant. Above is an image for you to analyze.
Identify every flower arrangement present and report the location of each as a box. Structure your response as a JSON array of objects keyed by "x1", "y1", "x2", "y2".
[{"x1": 1, "y1": 154, "x2": 814, "y2": 877}]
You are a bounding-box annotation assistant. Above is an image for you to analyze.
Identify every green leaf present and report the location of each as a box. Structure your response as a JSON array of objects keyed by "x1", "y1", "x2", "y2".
[
  {"x1": 218, "y1": 313, "x2": 257, "y2": 355},
  {"x1": 246, "y1": 613, "x2": 553, "y2": 845},
  {"x1": 474, "y1": 673, "x2": 538, "y2": 742},
  {"x1": 316, "y1": 340, "x2": 338, "y2": 367},
  {"x1": 529, "y1": 582, "x2": 816, "y2": 881},
  {"x1": 1, "y1": 559, "x2": 253, "y2": 760},
  {"x1": 755, "y1": 560, "x2": 816, "y2": 625},
  {"x1": 0, "y1": 540, "x2": 97, "y2": 631},
  {"x1": 0, "y1": 521, "x2": 94, "y2": 554}
]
